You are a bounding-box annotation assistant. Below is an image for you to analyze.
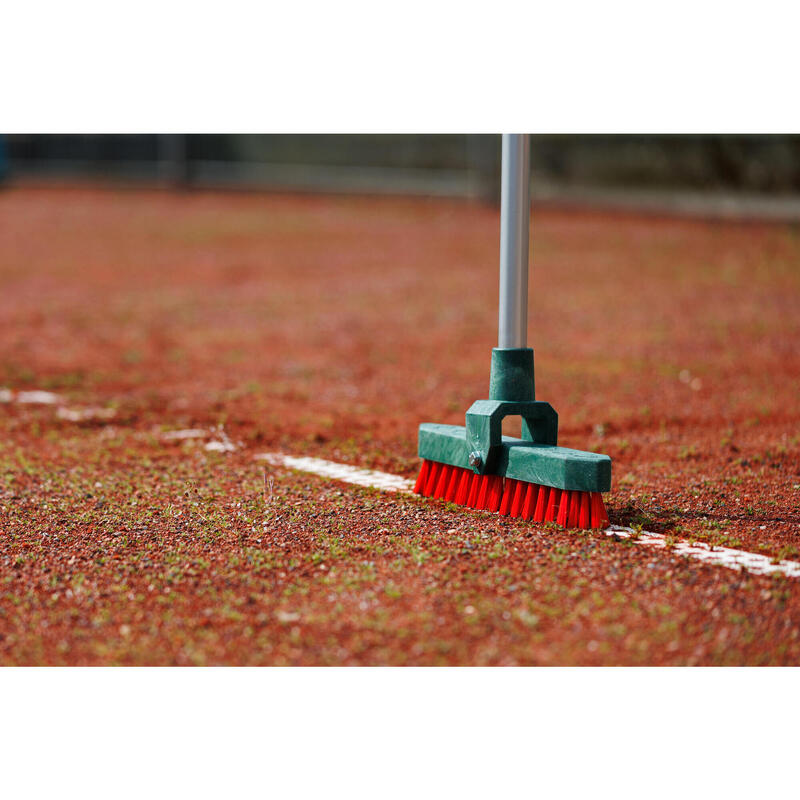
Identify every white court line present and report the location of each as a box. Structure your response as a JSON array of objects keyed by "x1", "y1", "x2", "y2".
[
  {"x1": 257, "y1": 452, "x2": 414, "y2": 493},
  {"x1": 256, "y1": 452, "x2": 800, "y2": 580}
]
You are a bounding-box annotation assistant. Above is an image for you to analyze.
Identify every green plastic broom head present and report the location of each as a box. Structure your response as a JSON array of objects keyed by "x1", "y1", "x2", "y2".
[{"x1": 415, "y1": 347, "x2": 611, "y2": 528}]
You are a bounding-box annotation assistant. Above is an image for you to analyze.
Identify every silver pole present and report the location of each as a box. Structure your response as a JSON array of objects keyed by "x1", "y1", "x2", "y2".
[{"x1": 497, "y1": 133, "x2": 530, "y2": 349}]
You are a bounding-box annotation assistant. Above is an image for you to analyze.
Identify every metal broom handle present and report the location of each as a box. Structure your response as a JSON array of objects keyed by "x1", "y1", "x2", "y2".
[{"x1": 497, "y1": 133, "x2": 531, "y2": 349}]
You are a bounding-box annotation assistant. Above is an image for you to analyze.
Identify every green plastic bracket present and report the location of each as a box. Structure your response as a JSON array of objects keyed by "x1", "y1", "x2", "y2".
[
  {"x1": 465, "y1": 399, "x2": 558, "y2": 474},
  {"x1": 464, "y1": 347, "x2": 557, "y2": 474}
]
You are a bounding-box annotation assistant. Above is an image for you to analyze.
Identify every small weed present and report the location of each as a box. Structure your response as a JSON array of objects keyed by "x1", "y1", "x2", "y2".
[
  {"x1": 384, "y1": 583, "x2": 402, "y2": 599},
  {"x1": 516, "y1": 609, "x2": 540, "y2": 628},
  {"x1": 776, "y1": 545, "x2": 799, "y2": 562},
  {"x1": 488, "y1": 540, "x2": 508, "y2": 560}
]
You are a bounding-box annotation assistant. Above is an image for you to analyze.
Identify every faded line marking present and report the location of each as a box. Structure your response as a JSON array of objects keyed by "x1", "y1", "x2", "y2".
[
  {"x1": 57, "y1": 407, "x2": 116, "y2": 422},
  {"x1": 257, "y1": 451, "x2": 800, "y2": 580},
  {"x1": 2, "y1": 387, "x2": 115, "y2": 422},
  {"x1": 605, "y1": 526, "x2": 800, "y2": 578},
  {"x1": 161, "y1": 428, "x2": 208, "y2": 441},
  {"x1": 160, "y1": 427, "x2": 239, "y2": 452},
  {"x1": 9, "y1": 390, "x2": 61, "y2": 405},
  {"x1": 256, "y1": 453, "x2": 414, "y2": 493}
]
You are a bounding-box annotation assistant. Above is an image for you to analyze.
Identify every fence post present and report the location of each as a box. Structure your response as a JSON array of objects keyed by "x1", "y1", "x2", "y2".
[
  {"x1": 468, "y1": 134, "x2": 502, "y2": 205},
  {"x1": 159, "y1": 134, "x2": 190, "y2": 188}
]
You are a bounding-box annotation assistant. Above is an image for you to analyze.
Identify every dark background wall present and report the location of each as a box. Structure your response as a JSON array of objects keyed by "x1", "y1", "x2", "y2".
[{"x1": 5, "y1": 134, "x2": 800, "y2": 200}]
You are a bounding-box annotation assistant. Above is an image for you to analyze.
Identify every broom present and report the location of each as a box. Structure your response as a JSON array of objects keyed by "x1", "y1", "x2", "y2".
[{"x1": 414, "y1": 134, "x2": 611, "y2": 528}]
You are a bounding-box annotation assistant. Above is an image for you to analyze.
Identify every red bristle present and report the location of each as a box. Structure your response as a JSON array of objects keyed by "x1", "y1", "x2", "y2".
[
  {"x1": 545, "y1": 488, "x2": 560, "y2": 522},
  {"x1": 509, "y1": 480, "x2": 526, "y2": 518},
  {"x1": 564, "y1": 490, "x2": 575, "y2": 527},
  {"x1": 413, "y1": 460, "x2": 430, "y2": 495},
  {"x1": 520, "y1": 482, "x2": 538, "y2": 520},
  {"x1": 423, "y1": 461, "x2": 442, "y2": 496},
  {"x1": 462, "y1": 473, "x2": 475, "y2": 506},
  {"x1": 475, "y1": 475, "x2": 492, "y2": 511},
  {"x1": 433, "y1": 464, "x2": 452, "y2": 499},
  {"x1": 473, "y1": 476, "x2": 486, "y2": 509},
  {"x1": 486, "y1": 475, "x2": 503, "y2": 512},
  {"x1": 455, "y1": 469, "x2": 472, "y2": 505},
  {"x1": 472, "y1": 474, "x2": 487, "y2": 508},
  {"x1": 498, "y1": 479, "x2": 516, "y2": 515},
  {"x1": 446, "y1": 466, "x2": 460, "y2": 499},
  {"x1": 444, "y1": 466, "x2": 461, "y2": 502},
  {"x1": 579, "y1": 492, "x2": 591, "y2": 528},
  {"x1": 567, "y1": 491, "x2": 581, "y2": 527},
  {"x1": 466, "y1": 473, "x2": 481, "y2": 507},
  {"x1": 533, "y1": 485, "x2": 548, "y2": 522},
  {"x1": 590, "y1": 493, "x2": 610, "y2": 528},
  {"x1": 556, "y1": 490, "x2": 569, "y2": 526}
]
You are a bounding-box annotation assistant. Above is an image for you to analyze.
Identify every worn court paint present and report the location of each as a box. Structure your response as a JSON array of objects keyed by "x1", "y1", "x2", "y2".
[
  {"x1": 257, "y1": 452, "x2": 800, "y2": 580},
  {"x1": 56, "y1": 406, "x2": 116, "y2": 422},
  {"x1": 161, "y1": 428, "x2": 208, "y2": 441},
  {"x1": 603, "y1": 526, "x2": 800, "y2": 578},
  {"x1": 257, "y1": 453, "x2": 414, "y2": 493},
  {"x1": 7, "y1": 389, "x2": 61, "y2": 404}
]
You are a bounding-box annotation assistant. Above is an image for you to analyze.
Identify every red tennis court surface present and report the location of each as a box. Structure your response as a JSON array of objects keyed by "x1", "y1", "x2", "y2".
[{"x1": 1, "y1": 185, "x2": 799, "y2": 664}]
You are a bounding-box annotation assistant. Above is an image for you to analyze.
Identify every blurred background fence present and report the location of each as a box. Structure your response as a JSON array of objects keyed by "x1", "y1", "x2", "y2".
[{"x1": 4, "y1": 135, "x2": 800, "y2": 206}]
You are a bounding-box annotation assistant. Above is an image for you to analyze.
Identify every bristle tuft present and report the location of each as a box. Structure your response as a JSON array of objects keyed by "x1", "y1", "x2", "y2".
[
  {"x1": 433, "y1": 465, "x2": 451, "y2": 499},
  {"x1": 486, "y1": 475, "x2": 503, "y2": 512},
  {"x1": 413, "y1": 460, "x2": 431, "y2": 495},
  {"x1": 444, "y1": 467, "x2": 461, "y2": 502},
  {"x1": 556, "y1": 489, "x2": 569, "y2": 526},
  {"x1": 545, "y1": 488, "x2": 560, "y2": 522},
  {"x1": 567, "y1": 491, "x2": 580, "y2": 527},
  {"x1": 455, "y1": 469, "x2": 471, "y2": 505},
  {"x1": 466, "y1": 473, "x2": 481, "y2": 508},
  {"x1": 520, "y1": 483, "x2": 538, "y2": 520},
  {"x1": 423, "y1": 461, "x2": 441, "y2": 496},
  {"x1": 578, "y1": 492, "x2": 591, "y2": 528},
  {"x1": 533, "y1": 485, "x2": 548, "y2": 522},
  {"x1": 509, "y1": 480, "x2": 526, "y2": 518},
  {"x1": 590, "y1": 492, "x2": 610, "y2": 528},
  {"x1": 499, "y1": 479, "x2": 515, "y2": 515},
  {"x1": 475, "y1": 475, "x2": 490, "y2": 510}
]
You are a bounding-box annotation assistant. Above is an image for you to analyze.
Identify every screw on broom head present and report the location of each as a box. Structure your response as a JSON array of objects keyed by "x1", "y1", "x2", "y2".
[{"x1": 413, "y1": 460, "x2": 610, "y2": 529}]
